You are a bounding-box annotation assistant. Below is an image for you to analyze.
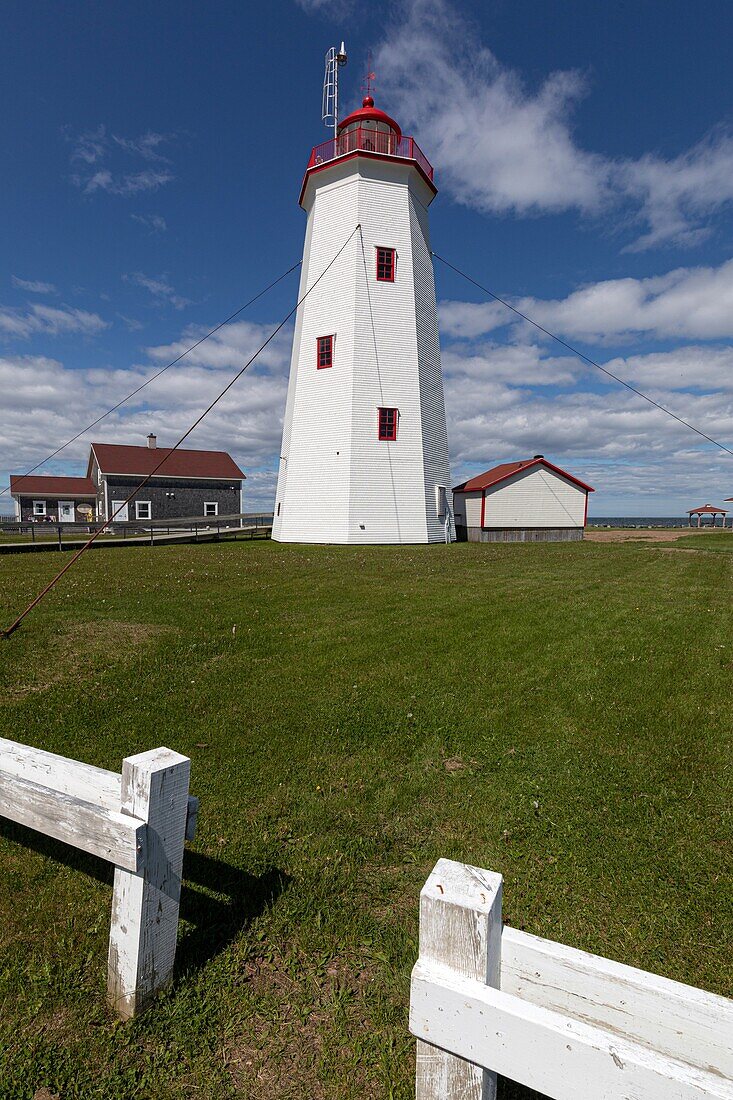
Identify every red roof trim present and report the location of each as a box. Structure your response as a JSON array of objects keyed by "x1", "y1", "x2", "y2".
[
  {"x1": 9, "y1": 475, "x2": 97, "y2": 497},
  {"x1": 453, "y1": 458, "x2": 595, "y2": 495},
  {"x1": 299, "y1": 149, "x2": 437, "y2": 208}
]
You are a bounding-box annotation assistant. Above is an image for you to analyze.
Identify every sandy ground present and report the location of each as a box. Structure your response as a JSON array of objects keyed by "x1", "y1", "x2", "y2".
[{"x1": 585, "y1": 527, "x2": 714, "y2": 543}]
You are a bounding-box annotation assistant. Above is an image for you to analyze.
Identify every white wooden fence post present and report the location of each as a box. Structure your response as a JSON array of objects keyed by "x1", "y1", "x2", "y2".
[
  {"x1": 107, "y1": 747, "x2": 190, "y2": 1019},
  {"x1": 414, "y1": 859, "x2": 503, "y2": 1100}
]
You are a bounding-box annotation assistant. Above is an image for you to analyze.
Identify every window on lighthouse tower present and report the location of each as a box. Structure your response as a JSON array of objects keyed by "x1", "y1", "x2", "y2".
[
  {"x1": 316, "y1": 334, "x2": 334, "y2": 369},
  {"x1": 378, "y1": 407, "x2": 398, "y2": 440},
  {"x1": 376, "y1": 247, "x2": 396, "y2": 282}
]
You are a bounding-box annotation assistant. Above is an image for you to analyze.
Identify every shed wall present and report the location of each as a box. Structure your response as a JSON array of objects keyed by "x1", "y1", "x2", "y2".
[{"x1": 483, "y1": 467, "x2": 586, "y2": 528}]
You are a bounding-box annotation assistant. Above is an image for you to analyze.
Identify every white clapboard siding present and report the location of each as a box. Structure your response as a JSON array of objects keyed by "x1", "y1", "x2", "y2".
[
  {"x1": 0, "y1": 770, "x2": 144, "y2": 871},
  {"x1": 411, "y1": 964, "x2": 733, "y2": 1100},
  {"x1": 501, "y1": 926, "x2": 733, "y2": 1080},
  {"x1": 484, "y1": 466, "x2": 585, "y2": 528}
]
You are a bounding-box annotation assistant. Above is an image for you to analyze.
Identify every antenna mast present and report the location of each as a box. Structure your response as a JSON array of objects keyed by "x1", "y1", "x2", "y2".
[{"x1": 322, "y1": 42, "x2": 348, "y2": 139}]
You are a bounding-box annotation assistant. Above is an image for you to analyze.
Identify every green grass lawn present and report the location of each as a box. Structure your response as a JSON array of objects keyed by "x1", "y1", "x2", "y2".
[
  {"x1": 671, "y1": 531, "x2": 733, "y2": 550},
  {"x1": 0, "y1": 539, "x2": 731, "y2": 1099}
]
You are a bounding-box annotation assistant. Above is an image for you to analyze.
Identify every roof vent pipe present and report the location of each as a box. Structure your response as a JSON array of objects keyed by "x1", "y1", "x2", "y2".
[{"x1": 147, "y1": 433, "x2": 157, "y2": 449}]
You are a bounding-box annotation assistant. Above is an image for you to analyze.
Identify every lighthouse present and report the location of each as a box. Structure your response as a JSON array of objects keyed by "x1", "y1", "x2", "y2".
[{"x1": 272, "y1": 65, "x2": 453, "y2": 544}]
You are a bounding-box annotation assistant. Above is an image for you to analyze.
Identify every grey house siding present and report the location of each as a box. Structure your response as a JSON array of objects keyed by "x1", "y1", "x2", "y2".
[
  {"x1": 467, "y1": 526, "x2": 583, "y2": 543},
  {"x1": 105, "y1": 477, "x2": 241, "y2": 520},
  {"x1": 18, "y1": 496, "x2": 97, "y2": 522}
]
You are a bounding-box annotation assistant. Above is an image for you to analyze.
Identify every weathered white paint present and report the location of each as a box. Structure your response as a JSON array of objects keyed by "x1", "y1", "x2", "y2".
[
  {"x1": 273, "y1": 150, "x2": 452, "y2": 544},
  {"x1": 411, "y1": 966, "x2": 733, "y2": 1100},
  {"x1": 0, "y1": 769, "x2": 144, "y2": 871},
  {"x1": 483, "y1": 466, "x2": 586, "y2": 529},
  {"x1": 0, "y1": 738, "x2": 195, "y2": 1020},
  {"x1": 414, "y1": 858, "x2": 502, "y2": 1100},
  {"x1": 0, "y1": 737, "x2": 198, "y2": 834},
  {"x1": 410, "y1": 860, "x2": 733, "y2": 1099},
  {"x1": 107, "y1": 748, "x2": 190, "y2": 1019},
  {"x1": 501, "y1": 926, "x2": 733, "y2": 1080}
]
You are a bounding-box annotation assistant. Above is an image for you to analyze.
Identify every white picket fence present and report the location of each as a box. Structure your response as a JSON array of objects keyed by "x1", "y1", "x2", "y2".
[
  {"x1": 0, "y1": 737, "x2": 198, "y2": 1019},
  {"x1": 410, "y1": 859, "x2": 733, "y2": 1100}
]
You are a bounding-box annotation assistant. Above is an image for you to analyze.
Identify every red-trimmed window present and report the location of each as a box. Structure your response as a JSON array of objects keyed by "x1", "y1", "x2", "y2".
[
  {"x1": 378, "y1": 407, "x2": 398, "y2": 441},
  {"x1": 317, "y1": 334, "x2": 334, "y2": 369},
  {"x1": 376, "y1": 247, "x2": 396, "y2": 282}
]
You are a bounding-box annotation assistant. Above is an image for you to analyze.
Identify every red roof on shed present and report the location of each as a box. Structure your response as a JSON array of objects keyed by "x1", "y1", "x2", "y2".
[
  {"x1": 9, "y1": 475, "x2": 96, "y2": 497},
  {"x1": 89, "y1": 443, "x2": 245, "y2": 480},
  {"x1": 453, "y1": 458, "x2": 594, "y2": 494}
]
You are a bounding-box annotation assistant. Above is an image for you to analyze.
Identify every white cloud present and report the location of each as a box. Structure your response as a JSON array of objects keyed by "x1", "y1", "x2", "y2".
[
  {"x1": 376, "y1": 0, "x2": 607, "y2": 218},
  {"x1": 443, "y1": 342, "x2": 579, "y2": 388},
  {"x1": 11, "y1": 276, "x2": 57, "y2": 294},
  {"x1": 112, "y1": 132, "x2": 171, "y2": 161},
  {"x1": 131, "y1": 213, "x2": 167, "y2": 233},
  {"x1": 0, "y1": 303, "x2": 109, "y2": 339},
  {"x1": 441, "y1": 338, "x2": 733, "y2": 505},
  {"x1": 67, "y1": 126, "x2": 175, "y2": 197},
  {"x1": 602, "y1": 345, "x2": 733, "y2": 392},
  {"x1": 621, "y1": 128, "x2": 733, "y2": 251},
  {"x1": 373, "y1": 0, "x2": 733, "y2": 249},
  {"x1": 83, "y1": 168, "x2": 173, "y2": 196},
  {"x1": 124, "y1": 272, "x2": 191, "y2": 311},
  {"x1": 0, "y1": 320, "x2": 293, "y2": 510},
  {"x1": 439, "y1": 256, "x2": 733, "y2": 343},
  {"x1": 293, "y1": 0, "x2": 352, "y2": 11}
]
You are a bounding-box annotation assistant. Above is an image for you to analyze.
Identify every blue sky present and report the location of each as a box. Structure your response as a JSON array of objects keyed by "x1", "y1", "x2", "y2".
[{"x1": 2, "y1": 0, "x2": 733, "y2": 515}]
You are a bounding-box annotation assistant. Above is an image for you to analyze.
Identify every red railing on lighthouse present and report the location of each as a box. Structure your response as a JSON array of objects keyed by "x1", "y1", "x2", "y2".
[{"x1": 306, "y1": 126, "x2": 434, "y2": 182}]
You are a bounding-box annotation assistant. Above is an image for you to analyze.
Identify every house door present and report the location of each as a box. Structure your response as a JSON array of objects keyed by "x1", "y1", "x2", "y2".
[
  {"x1": 58, "y1": 501, "x2": 75, "y2": 523},
  {"x1": 111, "y1": 500, "x2": 128, "y2": 521}
]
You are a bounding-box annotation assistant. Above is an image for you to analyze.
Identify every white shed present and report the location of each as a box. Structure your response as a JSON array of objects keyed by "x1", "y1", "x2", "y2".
[{"x1": 452, "y1": 456, "x2": 594, "y2": 542}]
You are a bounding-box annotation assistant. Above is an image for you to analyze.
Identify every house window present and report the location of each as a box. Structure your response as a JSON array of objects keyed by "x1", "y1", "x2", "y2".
[
  {"x1": 317, "y1": 334, "x2": 334, "y2": 369},
  {"x1": 135, "y1": 501, "x2": 152, "y2": 520},
  {"x1": 376, "y1": 247, "x2": 396, "y2": 282},
  {"x1": 33, "y1": 500, "x2": 46, "y2": 516},
  {"x1": 204, "y1": 502, "x2": 218, "y2": 517},
  {"x1": 378, "y1": 407, "x2": 398, "y2": 441}
]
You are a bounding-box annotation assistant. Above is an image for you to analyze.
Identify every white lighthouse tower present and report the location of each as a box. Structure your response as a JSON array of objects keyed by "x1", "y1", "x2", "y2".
[{"x1": 272, "y1": 61, "x2": 453, "y2": 544}]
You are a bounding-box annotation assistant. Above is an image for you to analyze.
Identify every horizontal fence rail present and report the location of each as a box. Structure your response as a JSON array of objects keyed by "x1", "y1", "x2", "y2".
[
  {"x1": 0, "y1": 737, "x2": 198, "y2": 1019},
  {"x1": 307, "y1": 128, "x2": 434, "y2": 182},
  {"x1": 410, "y1": 859, "x2": 733, "y2": 1100}
]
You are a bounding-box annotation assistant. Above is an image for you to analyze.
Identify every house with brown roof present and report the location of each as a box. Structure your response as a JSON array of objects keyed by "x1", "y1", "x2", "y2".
[
  {"x1": 9, "y1": 475, "x2": 98, "y2": 523},
  {"x1": 452, "y1": 455, "x2": 594, "y2": 543},
  {"x1": 11, "y1": 435, "x2": 246, "y2": 524}
]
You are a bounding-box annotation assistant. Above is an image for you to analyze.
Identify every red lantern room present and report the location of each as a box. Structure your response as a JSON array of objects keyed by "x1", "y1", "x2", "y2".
[
  {"x1": 302, "y1": 94, "x2": 434, "y2": 207},
  {"x1": 337, "y1": 95, "x2": 402, "y2": 155}
]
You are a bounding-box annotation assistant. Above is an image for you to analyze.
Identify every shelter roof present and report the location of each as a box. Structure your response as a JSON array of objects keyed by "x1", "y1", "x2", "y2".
[
  {"x1": 687, "y1": 503, "x2": 727, "y2": 514},
  {"x1": 89, "y1": 443, "x2": 245, "y2": 480},
  {"x1": 9, "y1": 475, "x2": 96, "y2": 497},
  {"x1": 453, "y1": 457, "x2": 594, "y2": 494}
]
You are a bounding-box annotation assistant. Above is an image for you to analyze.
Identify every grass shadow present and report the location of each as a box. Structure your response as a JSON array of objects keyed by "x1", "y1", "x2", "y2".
[
  {"x1": 0, "y1": 820, "x2": 289, "y2": 979},
  {"x1": 176, "y1": 850, "x2": 289, "y2": 975},
  {"x1": 0, "y1": 818, "x2": 115, "y2": 885}
]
